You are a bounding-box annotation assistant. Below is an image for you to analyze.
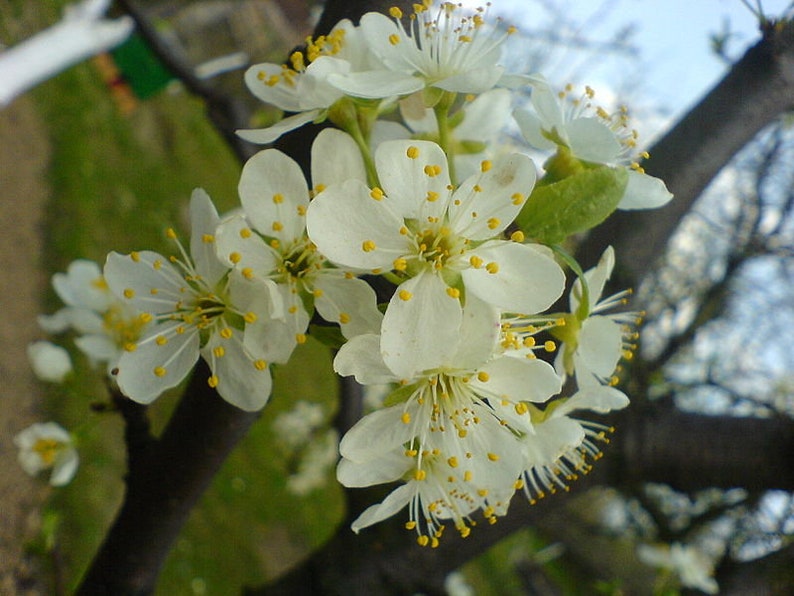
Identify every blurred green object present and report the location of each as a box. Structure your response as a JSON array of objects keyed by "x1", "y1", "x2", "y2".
[{"x1": 111, "y1": 33, "x2": 174, "y2": 99}]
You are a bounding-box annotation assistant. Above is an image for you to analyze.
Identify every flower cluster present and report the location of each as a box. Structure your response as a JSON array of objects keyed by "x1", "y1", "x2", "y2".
[{"x1": 26, "y1": 1, "x2": 673, "y2": 542}]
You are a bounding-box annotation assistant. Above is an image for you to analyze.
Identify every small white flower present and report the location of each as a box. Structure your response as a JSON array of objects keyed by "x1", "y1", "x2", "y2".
[
  {"x1": 307, "y1": 139, "x2": 565, "y2": 377},
  {"x1": 637, "y1": 542, "x2": 719, "y2": 594},
  {"x1": 14, "y1": 422, "x2": 79, "y2": 486},
  {"x1": 514, "y1": 75, "x2": 672, "y2": 210},
  {"x1": 286, "y1": 428, "x2": 339, "y2": 496},
  {"x1": 329, "y1": 3, "x2": 518, "y2": 99},
  {"x1": 215, "y1": 130, "x2": 383, "y2": 362},
  {"x1": 27, "y1": 340, "x2": 72, "y2": 383},
  {"x1": 104, "y1": 189, "x2": 280, "y2": 411},
  {"x1": 38, "y1": 259, "x2": 148, "y2": 374},
  {"x1": 553, "y1": 246, "x2": 639, "y2": 390},
  {"x1": 335, "y1": 296, "x2": 562, "y2": 541}
]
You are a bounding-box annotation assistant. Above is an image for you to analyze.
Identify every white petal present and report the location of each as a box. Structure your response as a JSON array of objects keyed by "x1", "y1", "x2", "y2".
[
  {"x1": 462, "y1": 241, "x2": 565, "y2": 313},
  {"x1": 201, "y1": 334, "x2": 272, "y2": 411},
  {"x1": 513, "y1": 108, "x2": 557, "y2": 152},
  {"x1": 577, "y1": 315, "x2": 623, "y2": 379},
  {"x1": 104, "y1": 251, "x2": 185, "y2": 314},
  {"x1": 618, "y1": 170, "x2": 673, "y2": 210},
  {"x1": 338, "y1": 405, "x2": 414, "y2": 462},
  {"x1": 570, "y1": 246, "x2": 614, "y2": 314},
  {"x1": 242, "y1": 283, "x2": 307, "y2": 364},
  {"x1": 244, "y1": 63, "x2": 303, "y2": 111},
  {"x1": 306, "y1": 179, "x2": 407, "y2": 270},
  {"x1": 74, "y1": 334, "x2": 118, "y2": 364},
  {"x1": 472, "y1": 356, "x2": 561, "y2": 403},
  {"x1": 434, "y1": 65, "x2": 503, "y2": 94},
  {"x1": 313, "y1": 273, "x2": 383, "y2": 339},
  {"x1": 452, "y1": 294, "x2": 500, "y2": 370},
  {"x1": 337, "y1": 449, "x2": 411, "y2": 487},
  {"x1": 529, "y1": 76, "x2": 565, "y2": 134},
  {"x1": 215, "y1": 215, "x2": 280, "y2": 273},
  {"x1": 236, "y1": 110, "x2": 322, "y2": 145},
  {"x1": 53, "y1": 259, "x2": 109, "y2": 311},
  {"x1": 328, "y1": 70, "x2": 424, "y2": 99},
  {"x1": 50, "y1": 448, "x2": 79, "y2": 486},
  {"x1": 449, "y1": 152, "x2": 536, "y2": 240},
  {"x1": 350, "y1": 483, "x2": 413, "y2": 533},
  {"x1": 189, "y1": 189, "x2": 227, "y2": 286},
  {"x1": 310, "y1": 128, "x2": 367, "y2": 189},
  {"x1": 524, "y1": 417, "x2": 584, "y2": 467},
  {"x1": 334, "y1": 334, "x2": 396, "y2": 385},
  {"x1": 239, "y1": 149, "x2": 309, "y2": 245},
  {"x1": 455, "y1": 89, "x2": 511, "y2": 140},
  {"x1": 567, "y1": 117, "x2": 622, "y2": 163},
  {"x1": 381, "y1": 272, "x2": 462, "y2": 379},
  {"x1": 554, "y1": 385, "x2": 629, "y2": 417},
  {"x1": 115, "y1": 325, "x2": 200, "y2": 404},
  {"x1": 27, "y1": 341, "x2": 72, "y2": 383},
  {"x1": 375, "y1": 140, "x2": 451, "y2": 221},
  {"x1": 37, "y1": 309, "x2": 73, "y2": 334}
]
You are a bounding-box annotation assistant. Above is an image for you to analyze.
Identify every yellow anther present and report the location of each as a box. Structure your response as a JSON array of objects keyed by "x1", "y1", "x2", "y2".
[
  {"x1": 399, "y1": 226, "x2": 409, "y2": 235},
  {"x1": 389, "y1": 6, "x2": 403, "y2": 18},
  {"x1": 242, "y1": 268, "x2": 254, "y2": 280},
  {"x1": 401, "y1": 412, "x2": 411, "y2": 424},
  {"x1": 297, "y1": 205, "x2": 307, "y2": 216},
  {"x1": 362, "y1": 240, "x2": 376, "y2": 252},
  {"x1": 393, "y1": 257, "x2": 408, "y2": 271},
  {"x1": 406, "y1": 145, "x2": 420, "y2": 159},
  {"x1": 313, "y1": 289, "x2": 324, "y2": 298},
  {"x1": 254, "y1": 359, "x2": 268, "y2": 370},
  {"x1": 239, "y1": 227, "x2": 252, "y2": 239},
  {"x1": 417, "y1": 535, "x2": 429, "y2": 547},
  {"x1": 458, "y1": 34, "x2": 472, "y2": 42},
  {"x1": 202, "y1": 234, "x2": 214, "y2": 243},
  {"x1": 370, "y1": 187, "x2": 385, "y2": 200},
  {"x1": 426, "y1": 191, "x2": 439, "y2": 202},
  {"x1": 399, "y1": 289, "x2": 413, "y2": 301},
  {"x1": 423, "y1": 164, "x2": 442, "y2": 177},
  {"x1": 208, "y1": 375, "x2": 219, "y2": 388},
  {"x1": 480, "y1": 160, "x2": 492, "y2": 172},
  {"x1": 469, "y1": 255, "x2": 483, "y2": 268},
  {"x1": 485, "y1": 262, "x2": 499, "y2": 274},
  {"x1": 272, "y1": 221, "x2": 283, "y2": 232},
  {"x1": 523, "y1": 336, "x2": 535, "y2": 347},
  {"x1": 510, "y1": 230, "x2": 525, "y2": 242},
  {"x1": 244, "y1": 312, "x2": 258, "y2": 324},
  {"x1": 213, "y1": 346, "x2": 225, "y2": 358},
  {"x1": 405, "y1": 521, "x2": 417, "y2": 530},
  {"x1": 339, "y1": 312, "x2": 351, "y2": 324},
  {"x1": 447, "y1": 456, "x2": 458, "y2": 468},
  {"x1": 124, "y1": 342, "x2": 137, "y2": 352},
  {"x1": 487, "y1": 452, "x2": 500, "y2": 462},
  {"x1": 272, "y1": 193, "x2": 284, "y2": 204},
  {"x1": 414, "y1": 469, "x2": 427, "y2": 481},
  {"x1": 389, "y1": 33, "x2": 400, "y2": 45},
  {"x1": 139, "y1": 312, "x2": 153, "y2": 324},
  {"x1": 229, "y1": 252, "x2": 242, "y2": 264},
  {"x1": 544, "y1": 340, "x2": 556, "y2": 352},
  {"x1": 507, "y1": 25, "x2": 518, "y2": 34},
  {"x1": 156, "y1": 335, "x2": 168, "y2": 346},
  {"x1": 296, "y1": 333, "x2": 307, "y2": 344},
  {"x1": 123, "y1": 288, "x2": 135, "y2": 299},
  {"x1": 153, "y1": 366, "x2": 167, "y2": 377},
  {"x1": 477, "y1": 371, "x2": 490, "y2": 382},
  {"x1": 487, "y1": 217, "x2": 500, "y2": 230},
  {"x1": 515, "y1": 402, "x2": 528, "y2": 415},
  {"x1": 446, "y1": 287, "x2": 460, "y2": 299},
  {"x1": 220, "y1": 328, "x2": 233, "y2": 339},
  {"x1": 511, "y1": 192, "x2": 525, "y2": 205},
  {"x1": 153, "y1": 259, "x2": 162, "y2": 270},
  {"x1": 166, "y1": 228, "x2": 177, "y2": 239},
  {"x1": 130, "y1": 251, "x2": 140, "y2": 262}
]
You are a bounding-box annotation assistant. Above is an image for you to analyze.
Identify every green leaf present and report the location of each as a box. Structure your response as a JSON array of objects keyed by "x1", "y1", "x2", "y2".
[{"x1": 516, "y1": 166, "x2": 628, "y2": 244}]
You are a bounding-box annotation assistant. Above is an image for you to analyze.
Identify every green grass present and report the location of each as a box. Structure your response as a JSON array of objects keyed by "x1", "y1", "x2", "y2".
[{"x1": 33, "y1": 51, "x2": 343, "y2": 594}]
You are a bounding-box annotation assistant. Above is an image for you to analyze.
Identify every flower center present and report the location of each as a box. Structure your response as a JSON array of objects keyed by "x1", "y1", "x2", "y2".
[{"x1": 33, "y1": 438, "x2": 61, "y2": 466}]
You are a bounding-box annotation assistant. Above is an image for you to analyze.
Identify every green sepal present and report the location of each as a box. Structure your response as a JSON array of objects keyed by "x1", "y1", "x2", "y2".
[
  {"x1": 383, "y1": 382, "x2": 419, "y2": 407},
  {"x1": 516, "y1": 165, "x2": 628, "y2": 244}
]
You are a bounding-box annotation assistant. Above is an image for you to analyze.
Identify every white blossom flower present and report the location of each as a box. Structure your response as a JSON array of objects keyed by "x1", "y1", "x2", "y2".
[
  {"x1": 637, "y1": 542, "x2": 719, "y2": 594},
  {"x1": 38, "y1": 258, "x2": 148, "y2": 373},
  {"x1": 307, "y1": 138, "x2": 564, "y2": 377},
  {"x1": 335, "y1": 296, "x2": 562, "y2": 541},
  {"x1": 27, "y1": 341, "x2": 72, "y2": 383},
  {"x1": 513, "y1": 74, "x2": 672, "y2": 210},
  {"x1": 497, "y1": 386, "x2": 629, "y2": 503},
  {"x1": 104, "y1": 189, "x2": 280, "y2": 411},
  {"x1": 14, "y1": 422, "x2": 79, "y2": 486},
  {"x1": 552, "y1": 246, "x2": 639, "y2": 390},
  {"x1": 238, "y1": 20, "x2": 380, "y2": 144},
  {"x1": 286, "y1": 428, "x2": 340, "y2": 496},
  {"x1": 215, "y1": 130, "x2": 383, "y2": 362},
  {"x1": 329, "y1": 3, "x2": 519, "y2": 99}
]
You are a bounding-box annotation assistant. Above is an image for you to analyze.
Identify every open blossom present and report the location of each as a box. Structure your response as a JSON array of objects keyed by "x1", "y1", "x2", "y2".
[
  {"x1": 238, "y1": 20, "x2": 377, "y2": 144},
  {"x1": 329, "y1": 2, "x2": 519, "y2": 99},
  {"x1": 513, "y1": 74, "x2": 672, "y2": 210},
  {"x1": 104, "y1": 189, "x2": 280, "y2": 411},
  {"x1": 215, "y1": 130, "x2": 382, "y2": 362},
  {"x1": 27, "y1": 341, "x2": 73, "y2": 383},
  {"x1": 38, "y1": 258, "x2": 148, "y2": 373},
  {"x1": 335, "y1": 296, "x2": 562, "y2": 541},
  {"x1": 307, "y1": 138, "x2": 565, "y2": 378},
  {"x1": 14, "y1": 422, "x2": 79, "y2": 486},
  {"x1": 552, "y1": 246, "x2": 639, "y2": 390}
]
